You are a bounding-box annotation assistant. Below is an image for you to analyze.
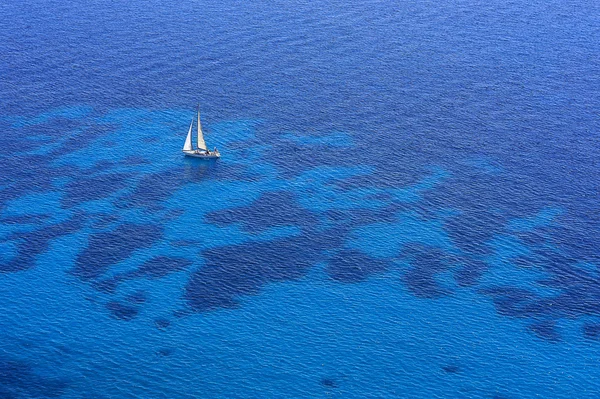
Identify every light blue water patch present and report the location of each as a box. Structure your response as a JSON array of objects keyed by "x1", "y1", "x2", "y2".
[
  {"x1": 461, "y1": 157, "x2": 503, "y2": 174},
  {"x1": 506, "y1": 207, "x2": 563, "y2": 232},
  {"x1": 52, "y1": 142, "x2": 118, "y2": 171},
  {"x1": 295, "y1": 165, "x2": 374, "y2": 184},
  {"x1": 0, "y1": 240, "x2": 17, "y2": 263},
  {"x1": 389, "y1": 167, "x2": 449, "y2": 203},
  {"x1": 479, "y1": 234, "x2": 553, "y2": 294},
  {"x1": 54, "y1": 117, "x2": 174, "y2": 170},
  {"x1": 96, "y1": 240, "x2": 174, "y2": 278},
  {"x1": 71, "y1": 194, "x2": 130, "y2": 215},
  {"x1": 486, "y1": 234, "x2": 532, "y2": 260},
  {"x1": 10, "y1": 105, "x2": 94, "y2": 128},
  {"x1": 574, "y1": 261, "x2": 600, "y2": 276},
  {"x1": 347, "y1": 210, "x2": 457, "y2": 259},
  {"x1": 223, "y1": 142, "x2": 280, "y2": 180},
  {"x1": 282, "y1": 131, "x2": 353, "y2": 148},
  {"x1": 171, "y1": 178, "x2": 273, "y2": 214},
  {"x1": 97, "y1": 107, "x2": 154, "y2": 125},
  {"x1": 1, "y1": 191, "x2": 63, "y2": 219},
  {"x1": 26, "y1": 129, "x2": 83, "y2": 156},
  {"x1": 138, "y1": 274, "x2": 599, "y2": 399},
  {"x1": 166, "y1": 210, "x2": 248, "y2": 251},
  {"x1": 244, "y1": 158, "x2": 280, "y2": 180},
  {"x1": 299, "y1": 185, "x2": 388, "y2": 212},
  {"x1": 0, "y1": 221, "x2": 35, "y2": 239},
  {"x1": 251, "y1": 225, "x2": 303, "y2": 242}
]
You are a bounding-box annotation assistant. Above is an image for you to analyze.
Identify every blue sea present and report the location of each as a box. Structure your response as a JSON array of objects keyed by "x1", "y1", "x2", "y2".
[{"x1": 1, "y1": 0, "x2": 599, "y2": 397}]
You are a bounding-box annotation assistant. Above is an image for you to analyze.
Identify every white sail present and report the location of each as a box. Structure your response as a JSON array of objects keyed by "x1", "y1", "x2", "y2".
[
  {"x1": 182, "y1": 118, "x2": 193, "y2": 151},
  {"x1": 197, "y1": 110, "x2": 207, "y2": 151}
]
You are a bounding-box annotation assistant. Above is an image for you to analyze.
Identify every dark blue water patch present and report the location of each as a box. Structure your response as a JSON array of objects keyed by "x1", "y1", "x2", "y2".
[
  {"x1": 526, "y1": 253, "x2": 600, "y2": 321},
  {"x1": 142, "y1": 136, "x2": 161, "y2": 144},
  {"x1": 0, "y1": 121, "x2": 37, "y2": 156},
  {"x1": 320, "y1": 378, "x2": 338, "y2": 388},
  {"x1": 48, "y1": 123, "x2": 117, "y2": 157},
  {"x1": 0, "y1": 357, "x2": 68, "y2": 398},
  {"x1": 141, "y1": 204, "x2": 167, "y2": 215},
  {"x1": 480, "y1": 283, "x2": 600, "y2": 337},
  {"x1": 102, "y1": 140, "x2": 117, "y2": 148},
  {"x1": 0, "y1": 214, "x2": 51, "y2": 225},
  {"x1": 93, "y1": 276, "x2": 125, "y2": 294},
  {"x1": 206, "y1": 191, "x2": 318, "y2": 233},
  {"x1": 442, "y1": 365, "x2": 461, "y2": 374},
  {"x1": 0, "y1": 387, "x2": 17, "y2": 399},
  {"x1": 481, "y1": 287, "x2": 539, "y2": 318},
  {"x1": 326, "y1": 249, "x2": 390, "y2": 283},
  {"x1": 523, "y1": 291, "x2": 600, "y2": 320},
  {"x1": 540, "y1": 249, "x2": 597, "y2": 282},
  {"x1": 163, "y1": 209, "x2": 186, "y2": 220},
  {"x1": 87, "y1": 160, "x2": 118, "y2": 173},
  {"x1": 514, "y1": 228, "x2": 553, "y2": 248},
  {"x1": 117, "y1": 169, "x2": 183, "y2": 209},
  {"x1": 527, "y1": 320, "x2": 560, "y2": 342},
  {"x1": 94, "y1": 256, "x2": 192, "y2": 293},
  {"x1": 420, "y1": 164, "x2": 548, "y2": 257},
  {"x1": 453, "y1": 257, "x2": 489, "y2": 287},
  {"x1": 582, "y1": 323, "x2": 600, "y2": 340},
  {"x1": 122, "y1": 155, "x2": 149, "y2": 165},
  {"x1": 534, "y1": 251, "x2": 581, "y2": 282},
  {"x1": 3, "y1": 218, "x2": 83, "y2": 273},
  {"x1": 511, "y1": 255, "x2": 541, "y2": 269},
  {"x1": 62, "y1": 172, "x2": 133, "y2": 207},
  {"x1": 0, "y1": 154, "x2": 76, "y2": 208},
  {"x1": 401, "y1": 245, "x2": 459, "y2": 298},
  {"x1": 154, "y1": 318, "x2": 171, "y2": 330},
  {"x1": 442, "y1": 212, "x2": 501, "y2": 256},
  {"x1": 185, "y1": 235, "x2": 328, "y2": 312},
  {"x1": 106, "y1": 301, "x2": 139, "y2": 321},
  {"x1": 12, "y1": 117, "x2": 84, "y2": 150},
  {"x1": 156, "y1": 348, "x2": 173, "y2": 357},
  {"x1": 72, "y1": 224, "x2": 163, "y2": 281},
  {"x1": 546, "y1": 218, "x2": 600, "y2": 265},
  {"x1": 90, "y1": 213, "x2": 120, "y2": 229},
  {"x1": 134, "y1": 256, "x2": 193, "y2": 278},
  {"x1": 415, "y1": 145, "x2": 600, "y2": 325}
]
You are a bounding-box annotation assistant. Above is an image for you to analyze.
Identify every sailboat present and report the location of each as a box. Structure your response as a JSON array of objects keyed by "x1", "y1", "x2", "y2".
[{"x1": 182, "y1": 107, "x2": 220, "y2": 159}]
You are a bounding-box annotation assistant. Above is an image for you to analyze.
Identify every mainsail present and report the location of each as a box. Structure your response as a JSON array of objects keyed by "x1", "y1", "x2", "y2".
[
  {"x1": 182, "y1": 118, "x2": 193, "y2": 151},
  {"x1": 197, "y1": 110, "x2": 207, "y2": 151}
]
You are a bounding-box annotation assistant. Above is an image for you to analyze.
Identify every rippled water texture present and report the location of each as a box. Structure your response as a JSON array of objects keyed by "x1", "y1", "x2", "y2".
[{"x1": 1, "y1": 0, "x2": 599, "y2": 397}]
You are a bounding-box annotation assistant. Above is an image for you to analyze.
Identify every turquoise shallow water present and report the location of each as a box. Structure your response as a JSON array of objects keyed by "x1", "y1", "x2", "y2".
[{"x1": 1, "y1": 0, "x2": 600, "y2": 397}]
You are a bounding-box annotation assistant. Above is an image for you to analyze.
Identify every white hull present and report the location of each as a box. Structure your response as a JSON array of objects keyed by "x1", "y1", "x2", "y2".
[{"x1": 183, "y1": 150, "x2": 220, "y2": 159}]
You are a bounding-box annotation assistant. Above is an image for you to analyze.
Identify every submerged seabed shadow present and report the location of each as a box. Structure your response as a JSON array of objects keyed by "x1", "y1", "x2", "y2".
[{"x1": 1, "y1": 107, "x2": 599, "y2": 343}]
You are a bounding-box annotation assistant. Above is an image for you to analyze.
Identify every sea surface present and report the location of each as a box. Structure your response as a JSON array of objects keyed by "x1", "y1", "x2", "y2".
[{"x1": 1, "y1": 0, "x2": 599, "y2": 397}]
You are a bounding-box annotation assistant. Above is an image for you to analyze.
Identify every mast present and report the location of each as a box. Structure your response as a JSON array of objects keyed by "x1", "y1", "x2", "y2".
[{"x1": 197, "y1": 106, "x2": 207, "y2": 151}]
